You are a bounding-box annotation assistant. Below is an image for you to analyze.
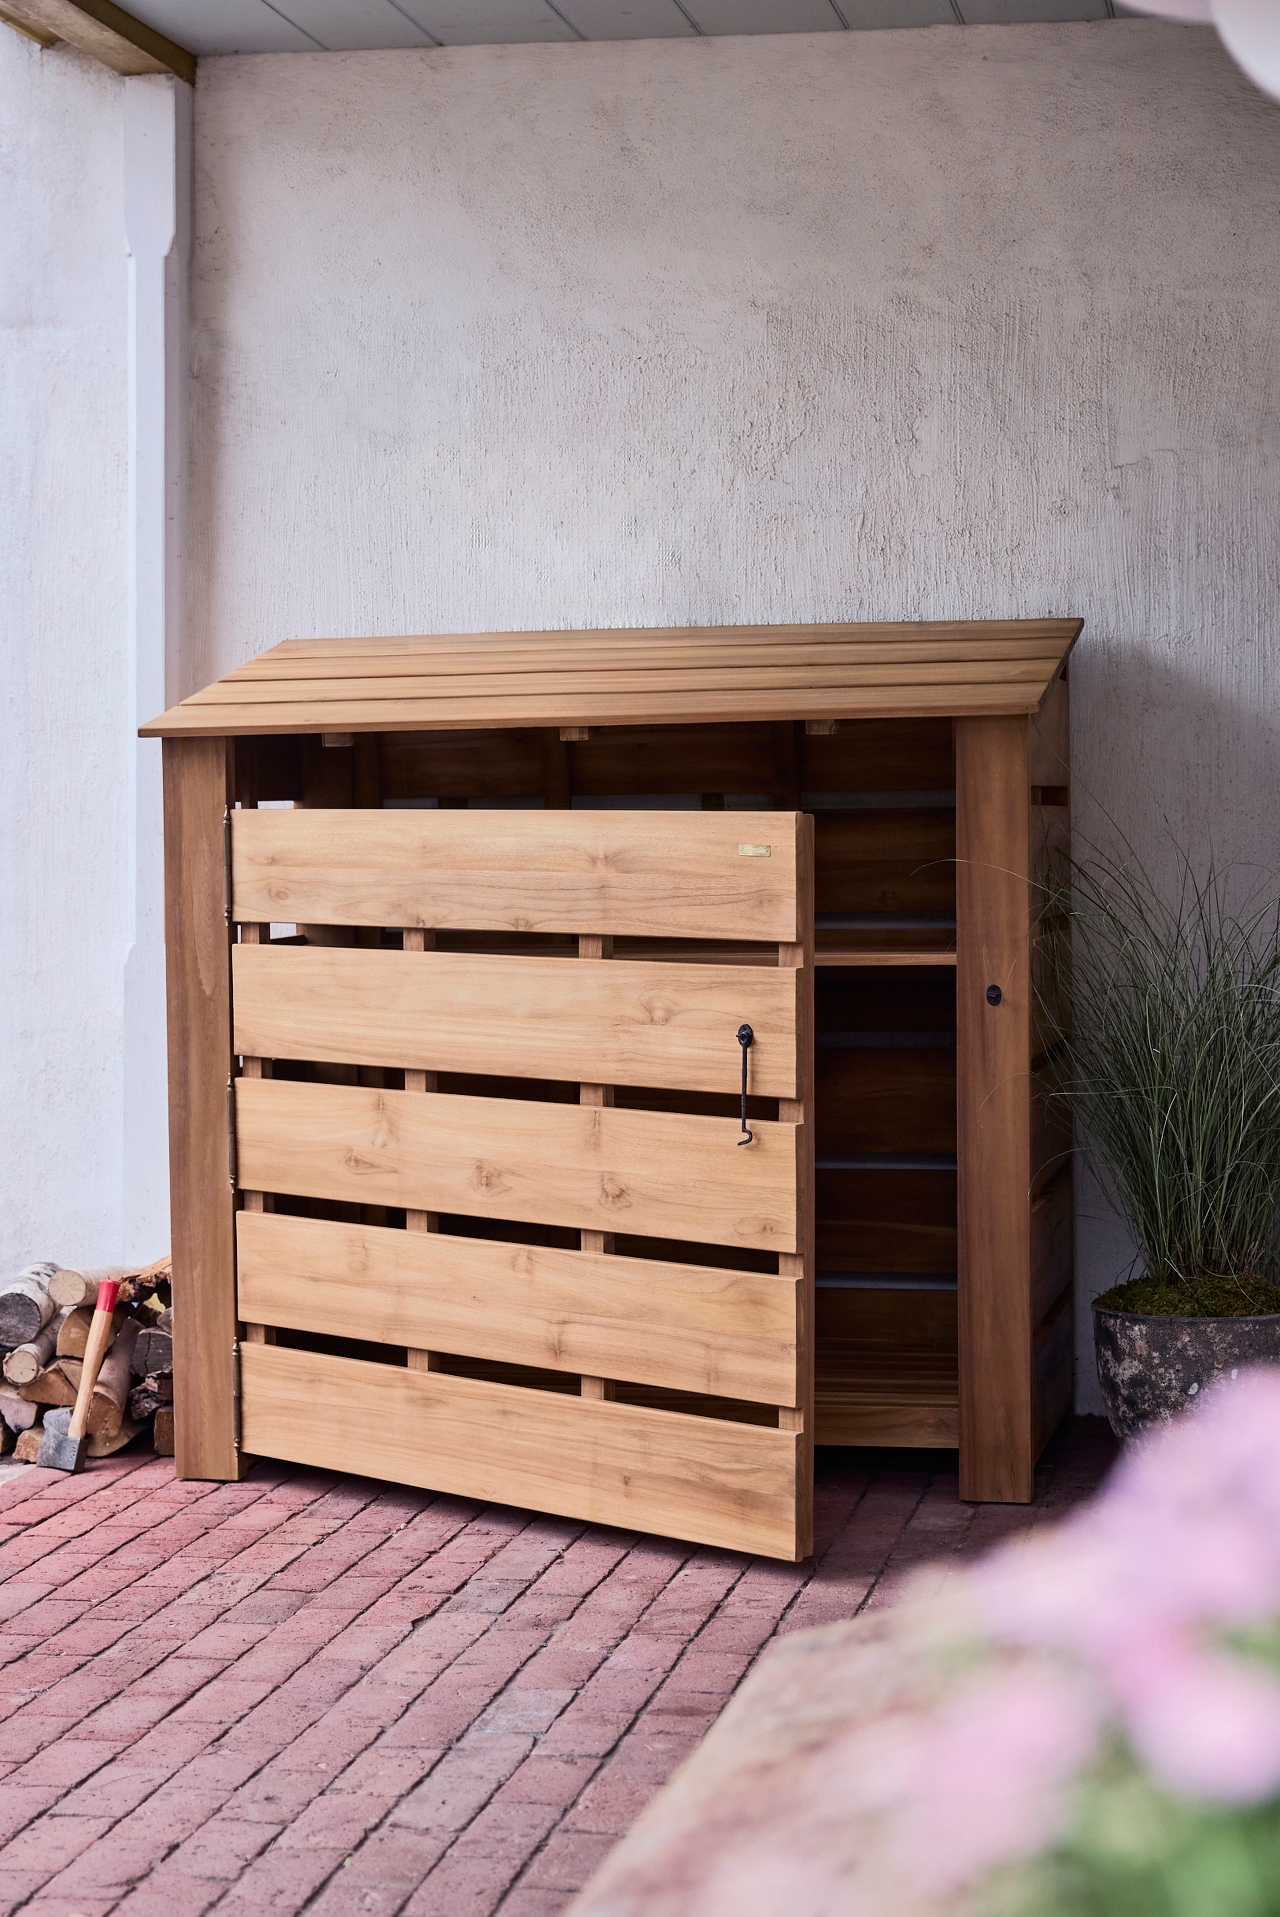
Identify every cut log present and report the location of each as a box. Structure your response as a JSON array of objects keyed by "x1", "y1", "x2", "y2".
[
  {"x1": 14, "y1": 1426, "x2": 42, "y2": 1463},
  {"x1": 0, "y1": 1388, "x2": 38, "y2": 1433},
  {"x1": 3, "y1": 1310, "x2": 71, "y2": 1386},
  {"x1": 19, "y1": 1367, "x2": 77, "y2": 1409},
  {"x1": 153, "y1": 1405, "x2": 174, "y2": 1456},
  {"x1": 132, "y1": 1327, "x2": 173, "y2": 1377},
  {"x1": 57, "y1": 1306, "x2": 125, "y2": 1361},
  {"x1": 55, "y1": 1317, "x2": 141, "y2": 1438},
  {"x1": 0, "y1": 1268, "x2": 57, "y2": 1349},
  {"x1": 48, "y1": 1266, "x2": 126, "y2": 1310},
  {"x1": 128, "y1": 1373, "x2": 174, "y2": 1421},
  {"x1": 122, "y1": 1253, "x2": 171, "y2": 1307},
  {"x1": 88, "y1": 1417, "x2": 140, "y2": 1459}
]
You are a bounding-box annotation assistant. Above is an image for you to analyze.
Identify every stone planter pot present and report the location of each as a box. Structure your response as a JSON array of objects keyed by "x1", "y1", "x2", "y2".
[{"x1": 1093, "y1": 1301, "x2": 1280, "y2": 1440}]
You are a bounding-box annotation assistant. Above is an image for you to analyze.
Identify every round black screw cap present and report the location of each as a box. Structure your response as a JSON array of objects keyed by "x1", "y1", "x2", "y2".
[{"x1": 986, "y1": 985, "x2": 1003, "y2": 1006}]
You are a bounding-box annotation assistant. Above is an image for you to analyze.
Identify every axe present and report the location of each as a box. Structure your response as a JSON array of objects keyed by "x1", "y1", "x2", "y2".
[{"x1": 36, "y1": 1277, "x2": 120, "y2": 1473}]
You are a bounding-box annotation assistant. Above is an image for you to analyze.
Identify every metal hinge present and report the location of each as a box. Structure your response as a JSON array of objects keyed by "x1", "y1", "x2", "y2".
[
  {"x1": 231, "y1": 1339, "x2": 242, "y2": 1451},
  {"x1": 227, "y1": 1075, "x2": 238, "y2": 1190},
  {"x1": 223, "y1": 805, "x2": 233, "y2": 926}
]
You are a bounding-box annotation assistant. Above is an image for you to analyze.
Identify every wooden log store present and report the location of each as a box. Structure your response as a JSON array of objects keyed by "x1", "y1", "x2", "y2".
[{"x1": 143, "y1": 619, "x2": 1078, "y2": 1561}]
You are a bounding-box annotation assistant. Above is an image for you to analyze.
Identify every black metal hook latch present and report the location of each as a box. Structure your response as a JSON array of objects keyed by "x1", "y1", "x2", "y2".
[{"x1": 737, "y1": 1024, "x2": 754, "y2": 1146}]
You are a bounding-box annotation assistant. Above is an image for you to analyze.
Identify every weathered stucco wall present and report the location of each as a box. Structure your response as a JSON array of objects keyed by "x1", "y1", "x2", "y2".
[
  {"x1": 188, "y1": 22, "x2": 1280, "y2": 1409},
  {"x1": 0, "y1": 34, "x2": 130, "y2": 1276}
]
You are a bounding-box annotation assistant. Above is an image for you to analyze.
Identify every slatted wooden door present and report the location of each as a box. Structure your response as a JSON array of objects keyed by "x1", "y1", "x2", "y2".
[{"x1": 228, "y1": 808, "x2": 815, "y2": 1561}]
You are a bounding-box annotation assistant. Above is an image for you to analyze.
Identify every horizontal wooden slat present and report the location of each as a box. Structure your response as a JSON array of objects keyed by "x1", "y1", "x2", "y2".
[
  {"x1": 801, "y1": 719, "x2": 954, "y2": 793},
  {"x1": 814, "y1": 809, "x2": 956, "y2": 917},
  {"x1": 816, "y1": 1050, "x2": 956, "y2": 1157},
  {"x1": 240, "y1": 1342, "x2": 802, "y2": 1558},
  {"x1": 235, "y1": 1078, "x2": 800, "y2": 1253},
  {"x1": 233, "y1": 947, "x2": 798, "y2": 1097},
  {"x1": 222, "y1": 621, "x2": 1080, "y2": 674},
  {"x1": 206, "y1": 648, "x2": 1067, "y2": 702},
  {"x1": 237, "y1": 1211, "x2": 799, "y2": 1404},
  {"x1": 816, "y1": 1167, "x2": 957, "y2": 1273},
  {"x1": 232, "y1": 809, "x2": 800, "y2": 942},
  {"x1": 380, "y1": 729, "x2": 547, "y2": 801},
  {"x1": 143, "y1": 686, "x2": 1058, "y2": 736},
  {"x1": 813, "y1": 948, "x2": 957, "y2": 968},
  {"x1": 568, "y1": 723, "x2": 775, "y2": 798},
  {"x1": 233, "y1": 618, "x2": 1080, "y2": 666},
  {"x1": 813, "y1": 1361, "x2": 959, "y2": 1446}
]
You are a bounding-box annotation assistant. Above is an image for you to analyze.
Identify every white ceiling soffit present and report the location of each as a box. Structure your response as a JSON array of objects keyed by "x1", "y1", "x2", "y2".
[{"x1": 124, "y1": 0, "x2": 1119, "y2": 55}]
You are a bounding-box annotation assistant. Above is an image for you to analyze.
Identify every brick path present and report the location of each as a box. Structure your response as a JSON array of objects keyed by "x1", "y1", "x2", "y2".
[{"x1": 0, "y1": 1420, "x2": 1115, "y2": 1916}]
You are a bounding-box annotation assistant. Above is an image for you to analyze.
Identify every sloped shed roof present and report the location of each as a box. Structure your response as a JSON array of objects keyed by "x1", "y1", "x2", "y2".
[{"x1": 141, "y1": 620, "x2": 1081, "y2": 737}]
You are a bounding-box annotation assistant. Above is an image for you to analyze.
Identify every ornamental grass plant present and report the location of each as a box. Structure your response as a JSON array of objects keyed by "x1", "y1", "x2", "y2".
[{"x1": 1042, "y1": 844, "x2": 1280, "y2": 1316}]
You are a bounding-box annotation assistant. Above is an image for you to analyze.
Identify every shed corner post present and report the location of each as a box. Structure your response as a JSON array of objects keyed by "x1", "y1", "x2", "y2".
[
  {"x1": 163, "y1": 734, "x2": 246, "y2": 1480},
  {"x1": 955, "y1": 715, "x2": 1034, "y2": 1504}
]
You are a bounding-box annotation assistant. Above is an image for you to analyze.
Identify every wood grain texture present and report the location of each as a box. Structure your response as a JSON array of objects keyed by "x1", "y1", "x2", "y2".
[
  {"x1": 813, "y1": 949, "x2": 957, "y2": 968},
  {"x1": 801, "y1": 718, "x2": 954, "y2": 793},
  {"x1": 240, "y1": 1341, "x2": 804, "y2": 1559},
  {"x1": 956, "y1": 715, "x2": 1033, "y2": 1503},
  {"x1": 190, "y1": 657, "x2": 1065, "y2": 707},
  {"x1": 815, "y1": 1049, "x2": 956, "y2": 1156},
  {"x1": 163, "y1": 737, "x2": 244, "y2": 1482},
  {"x1": 145, "y1": 683, "x2": 1063, "y2": 737},
  {"x1": 237, "y1": 1210, "x2": 800, "y2": 1404},
  {"x1": 816, "y1": 1167, "x2": 957, "y2": 1275},
  {"x1": 235, "y1": 1078, "x2": 800, "y2": 1253},
  {"x1": 232, "y1": 946, "x2": 799, "y2": 1097},
  {"x1": 381, "y1": 728, "x2": 546, "y2": 801},
  {"x1": 814, "y1": 809, "x2": 956, "y2": 917},
  {"x1": 216, "y1": 629, "x2": 1078, "y2": 679},
  {"x1": 231, "y1": 808, "x2": 800, "y2": 942},
  {"x1": 815, "y1": 1284, "x2": 957, "y2": 1444},
  {"x1": 1031, "y1": 1171, "x2": 1074, "y2": 1326},
  {"x1": 141, "y1": 620, "x2": 1081, "y2": 737},
  {"x1": 777, "y1": 813, "x2": 814, "y2": 1555}
]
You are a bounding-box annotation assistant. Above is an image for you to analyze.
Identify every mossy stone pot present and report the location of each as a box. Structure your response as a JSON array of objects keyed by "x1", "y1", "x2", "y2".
[{"x1": 1093, "y1": 1301, "x2": 1280, "y2": 1440}]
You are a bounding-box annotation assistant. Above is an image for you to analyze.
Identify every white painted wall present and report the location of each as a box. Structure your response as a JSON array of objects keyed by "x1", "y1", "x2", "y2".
[
  {"x1": 188, "y1": 20, "x2": 1280, "y2": 1408},
  {"x1": 0, "y1": 35, "x2": 131, "y2": 1277}
]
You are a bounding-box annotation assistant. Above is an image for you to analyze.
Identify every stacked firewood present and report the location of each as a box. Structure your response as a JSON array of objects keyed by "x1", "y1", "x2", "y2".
[{"x1": 0, "y1": 1256, "x2": 174, "y2": 1463}]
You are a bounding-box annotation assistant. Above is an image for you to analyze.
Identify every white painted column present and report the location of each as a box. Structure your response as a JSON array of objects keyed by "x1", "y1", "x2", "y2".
[{"x1": 123, "y1": 74, "x2": 191, "y2": 1262}]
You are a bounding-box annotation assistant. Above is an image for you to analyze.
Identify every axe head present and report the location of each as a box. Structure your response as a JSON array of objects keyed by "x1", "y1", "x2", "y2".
[{"x1": 36, "y1": 1410, "x2": 86, "y2": 1474}]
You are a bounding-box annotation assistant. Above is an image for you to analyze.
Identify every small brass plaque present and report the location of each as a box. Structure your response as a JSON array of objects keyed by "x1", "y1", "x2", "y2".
[{"x1": 738, "y1": 844, "x2": 771, "y2": 857}]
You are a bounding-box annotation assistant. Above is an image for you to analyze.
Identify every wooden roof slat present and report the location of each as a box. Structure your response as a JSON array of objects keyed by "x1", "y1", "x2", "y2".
[
  {"x1": 261, "y1": 618, "x2": 1076, "y2": 660},
  {"x1": 187, "y1": 658, "x2": 1055, "y2": 710},
  {"x1": 221, "y1": 637, "x2": 1069, "y2": 686},
  {"x1": 142, "y1": 619, "x2": 1081, "y2": 738}
]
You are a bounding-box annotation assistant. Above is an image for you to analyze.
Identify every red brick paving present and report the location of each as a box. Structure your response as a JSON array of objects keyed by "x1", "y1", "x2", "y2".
[{"x1": 0, "y1": 1419, "x2": 1115, "y2": 1915}]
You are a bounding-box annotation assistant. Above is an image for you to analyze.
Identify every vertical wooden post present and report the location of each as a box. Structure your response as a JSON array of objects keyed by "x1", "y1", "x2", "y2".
[
  {"x1": 955, "y1": 716, "x2": 1033, "y2": 1503},
  {"x1": 238, "y1": 920, "x2": 276, "y2": 1348},
  {"x1": 163, "y1": 735, "x2": 245, "y2": 1480},
  {"x1": 579, "y1": 932, "x2": 616, "y2": 1402},
  {"x1": 776, "y1": 813, "x2": 814, "y2": 1558},
  {"x1": 403, "y1": 926, "x2": 442, "y2": 1373}
]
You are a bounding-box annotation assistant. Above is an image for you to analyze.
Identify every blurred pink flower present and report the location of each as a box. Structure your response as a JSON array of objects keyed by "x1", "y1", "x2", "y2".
[
  {"x1": 1117, "y1": 1631, "x2": 1280, "y2": 1803},
  {"x1": 970, "y1": 1369, "x2": 1280, "y2": 1805},
  {"x1": 976, "y1": 1371, "x2": 1280, "y2": 1652},
  {"x1": 900, "y1": 1664, "x2": 1098, "y2": 1892},
  {"x1": 822, "y1": 1665, "x2": 1098, "y2": 1897}
]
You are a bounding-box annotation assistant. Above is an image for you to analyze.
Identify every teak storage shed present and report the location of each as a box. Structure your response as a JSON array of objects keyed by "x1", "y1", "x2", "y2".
[{"x1": 144, "y1": 619, "x2": 1078, "y2": 1561}]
